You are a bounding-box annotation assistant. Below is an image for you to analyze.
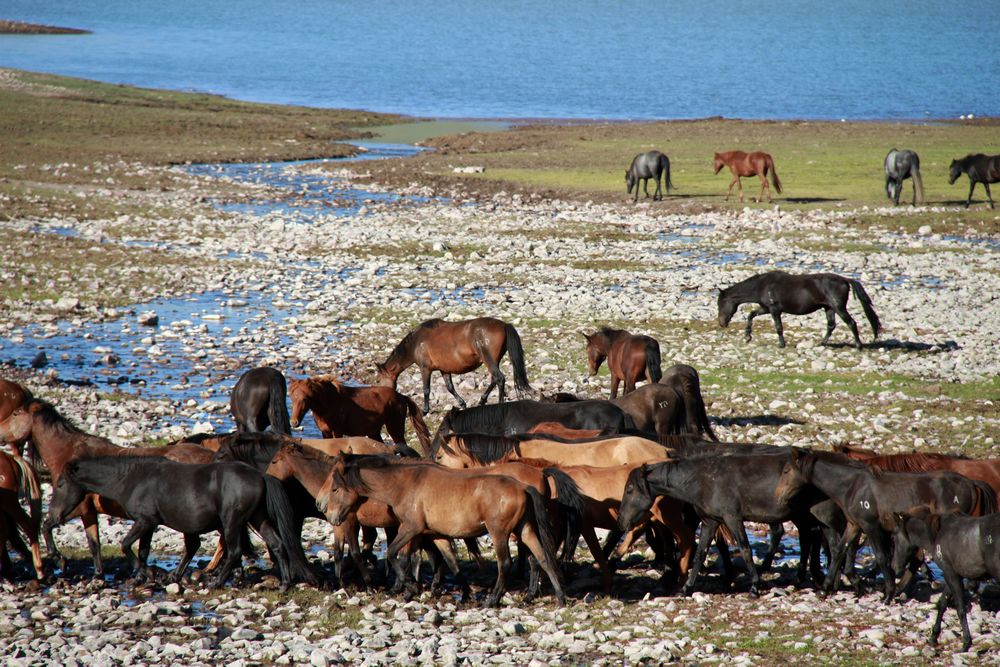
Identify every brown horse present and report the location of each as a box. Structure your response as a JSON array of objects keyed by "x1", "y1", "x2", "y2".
[
  {"x1": 527, "y1": 421, "x2": 602, "y2": 439},
  {"x1": 583, "y1": 327, "x2": 662, "y2": 398},
  {"x1": 318, "y1": 454, "x2": 566, "y2": 606},
  {"x1": 0, "y1": 451, "x2": 44, "y2": 580},
  {"x1": 0, "y1": 399, "x2": 214, "y2": 574},
  {"x1": 431, "y1": 433, "x2": 672, "y2": 469},
  {"x1": 713, "y1": 151, "x2": 783, "y2": 203},
  {"x1": 375, "y1": 317, "x2": 532, "y2": 415},
  {"x1": 289, "y1": 376, "x2": 430, "y2": 455},
  {"x1": 833, "y1": 443, "x2": 1000, "y2": 505},
  {"x1": 0, "y1": 378, "x2": 32, "y2": 455}
]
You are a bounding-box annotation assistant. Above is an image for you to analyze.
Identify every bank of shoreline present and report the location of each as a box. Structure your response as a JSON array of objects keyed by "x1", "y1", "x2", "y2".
[{"x1": 0, "y1": 19, "x2": 91, "y2": 35}]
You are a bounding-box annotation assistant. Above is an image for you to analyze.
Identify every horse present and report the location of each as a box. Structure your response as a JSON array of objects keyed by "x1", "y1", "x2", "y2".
[
  {"x1": 0, "y1": 451, "x2": 44, "y2": 581},
  {"x1": 430, "y1": 432, "x2": 671, "y2": 469},
  {"x1": 626, "y1": 151, "x2": 673, "y2": 202},
  {"x1": 0, "y1": 378, "x2": 32, "y2": 456},
  {"x1": 949, "y1": 153, "x2": 1000, "y2": 209},
  {"x1": 774, "y1": 449, "x2": 997, "y2": 602},
  {"x1": 289, "y1": 376, "x2": 429, "y2": 455},
  {"x1": 583, "y1": 327, "x2": 662, "y2": 398},
  {"x1": 619, "y1": 451, "x2": 840, "y2": 597},
  {"x1": 47, "y1": 456, "x2": 317, "y2": 589},
  {"x1": 892, "y1": 509, "x2": 1000, "y2": 652},
  {"x1": 0, "y1": 399, "x2": 215, "y2": 575},
  {"x1": 713, "y1": 151, "x2": 782, "y2": 203},
  {"x1": 884, "y1": 149, "x2": 924, "y2": 206},
  {"x1": 432, "y1": 400, "x2": 635, "y2": 450},
  {"x1": 317, "y1": 454, "x2": 566, "y2": 607},
  {"x1": 526, "y1": 421, "x2": 603, "y2": 439},
  {"x1": 375, "y1": 317, "x2": 532, "y2": 415},
  {"x1": 718, "y1": 271, "x2": 881, "y2": 349},
  {"x1": 833, "y1": 443, "x2": 1000, "y2": 506},
  {"x1": 660, "y1": 364, "x2": 718, "y2": 441},
  {"x1": 230, "y1": 367, "x2": 291, "y2": 435}
]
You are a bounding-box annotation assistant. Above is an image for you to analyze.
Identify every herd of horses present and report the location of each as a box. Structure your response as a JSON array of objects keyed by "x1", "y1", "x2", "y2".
[
  {"x1": 628, "y1": 148, "x2": 1000, "y2": 208},
  {"x1": 0, "y1": 273, "x2": 996, "y2": 651}
]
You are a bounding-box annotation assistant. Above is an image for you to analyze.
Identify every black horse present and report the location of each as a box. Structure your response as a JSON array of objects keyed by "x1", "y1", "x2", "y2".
[
  {"x1": 618, "y1": 451, "x2": 842, "y2": 597},
  {"x1": 626, "y1": 151, "x2": 673, "y2": 202},
  {"x1": 47, "y1": 456, "x2": 318, "y2": 588},
  {"x1": 717, "y1": 271, "x2": 881, "y2": 349},
  {"x1": 949, "y1": 153, "x2": 1000, "y2": 208},
  {"x1": 775, "y1": 449, "x2": 996, "y2": 602},
  {"x1": 893, "y1": 510, "x2": 1000, "y2": 652},
  {"x1": 884, "y1": 148, "x2": 923, "y2": 206},
  {"x1": 432, "y1": 399, "x2": 635, "y2": 446},
  {"x1": 230, "y1": 367, "x2": 291, "y2": 435}
]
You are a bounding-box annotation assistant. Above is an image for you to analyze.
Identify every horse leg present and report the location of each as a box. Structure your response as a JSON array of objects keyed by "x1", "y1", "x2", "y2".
[
  {"x1": 770, "y1": 312, "x2": 786, "y2": 348},
  {"x1": 420, "y1": 368, "x2": 434, "y2": 415},
  {"x1": 821, "y1": 308, "x2": 836, "y2": 345},
  {"x1": 582, "y1": 523, "x2": 613, "y2": 594},
  {"x1": 654, "y1": 173, "x2": 662, "y2": 201},
  {"x1": 966, "y1": 180, "x2": 976, "y2": 208},
  {"x1": 681, "y1": 518, "x2": 718, "y2": 596},
  {"x1": 485, "y1": 528, "x2": 513, "y2": 607},
  {"x1": 477, "y1": 348, "x2": 505, "y2": 406},
  {"x1": 119, "y1": 520, "x2": 153, "y2": 582},
  {"x1": 822, "y1": 522, "x2": 861, "y2": 596},
  {"x1": 441, "y1": 373, "x2": 467, "y2": 411},
  {"x1": 736, "y1": 176, "x2": 745, "y2": 203},
  {"x1": 82, "y1": 511, "x2": 105, "y2": 577},
  {"x1": 386, "y1": 526, "x2": 422, "y2": 598},
  {"x1": 985, "y1": 182, "x2": 995, "y2": 209},
  {"x1": 724, "y1": 515, "x2": 762, "y2": 596},
  {"x1": 759, "y1": 174, "x2": 770, "y2": 203},
  {"x1": 643, "y1": 178, "x2": 650, "y2": 199},
  {"x1": 211, "y1": 522, "x2": 246, "y2": 589},
  {"x1": 835, "y1": 306, "x2": 862, "y2": 349},
  {"x1": 172, "y1": 534, "x2": 201, "y2": 583},
  {"x1": 760, "y1": 522, "x2": 784, "y2": 572},
  {"x1": 725, "y1": 176, "x2": 738, "y2": 201},
  {"x1": 609, "y1": 375, "x2": 621, "y2": 400},
  {"x1": 744, "y1": 307, "x2": 766, "y2": 342},
  {"x1": 519, "y1": 521, "x2": 566, "y2": 605}
]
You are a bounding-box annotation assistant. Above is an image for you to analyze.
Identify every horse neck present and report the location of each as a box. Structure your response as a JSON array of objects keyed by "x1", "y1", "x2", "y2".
[
  {"x1": 807, "y1": 456, "x2": 869, "y2": 498},
  {"x1": 73, "y1": 458, "x2": 138, "y2": 498},
  {"x1": 355, "y1": 465, "x2": 405, "y2": 505},
  {"x1": 285, "y1": 454, "x2": 333, "y2": 497},
  {"x1": 31, "y1": 412, "x2": 118, "y2": 478},
  {"x1": 381, "y1": 342, "x2": 415, "y2": 378}
]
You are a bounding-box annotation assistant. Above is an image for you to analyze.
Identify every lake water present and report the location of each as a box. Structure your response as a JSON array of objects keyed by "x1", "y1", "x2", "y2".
[{"x1": 1, "y1": 0, "x2": 997, "y2": 120}]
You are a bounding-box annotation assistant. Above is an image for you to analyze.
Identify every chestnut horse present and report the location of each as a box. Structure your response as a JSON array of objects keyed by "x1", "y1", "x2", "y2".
[
  {"x1": 0, "y1": 399, "x2": 214, "y2": 575},
  {"x1": 430, "y1": 432, "x2": 671, "y2": 469},
  {"x1": 713, "y1": 151, "x2": 782, "y2": 203},
  {"x1": 583, "y1": 327, "x2": 662, "y2": 398},
  {"x1": 0, "y1": 378, "x2": 32, "y2": 455},
  {"x1": 0, "y1": 451, "x2": 44, "y2": 580},
  {"x1": 289, "y1": 376, "x2": 430, "y2": 455},
  {"x1": 375, "y1": 317, "x2": 531, "y2": 414}
]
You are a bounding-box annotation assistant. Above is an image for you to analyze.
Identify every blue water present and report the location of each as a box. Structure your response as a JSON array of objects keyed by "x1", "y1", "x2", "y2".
[{"x1": 1, "y1": 1, "x2": 997, "y2": 120}]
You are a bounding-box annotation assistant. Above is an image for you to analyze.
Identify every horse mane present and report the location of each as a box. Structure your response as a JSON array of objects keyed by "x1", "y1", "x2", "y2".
[
  {"x1": 335, "y1": 453, "x2": 394, "y2": 491},
  {"x1": 720, "y1": 271, "x2": 788, "y2": 300},
  {"x1": 310, "y1": 375, "x2": 344, "y2": 391},
  {"x1": 283, "y1": 442, "x2": 337, "y2": 464},
  {"x1": 865, "y1": 452, "x2": 966, "y2": 474},
  {"x1": 447, "y1": 433, "x2": 522, "y2": 465},
  {"x1": 442, "y1": 403, "x2": 509, "y2": 435},
  {"x1": 656, "y1": 434, "x2": 706, "y2": 450},
  {"x1": 213, "y1": 432, "x2": 284, "y2": 464},
  {"x1": 30, "y1": 399, "x2": 88, "y2": 436}
]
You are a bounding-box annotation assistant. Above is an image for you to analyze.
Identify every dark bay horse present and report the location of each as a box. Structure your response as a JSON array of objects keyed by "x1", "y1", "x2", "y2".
[
  {"x1": 230, "y1": 367, "x2": 291, "y2": 435},
  {"x1": 775, "y1": 449, "x2": 996, "y2": 602},
  {"x1": 949, "y1": 153, "x2": 1000, "y2": 208},
  {"x1": 289, "y1": 376, "x2": 429, "y2": 455},
  {"x1": 661, "y1": 364, "x2": 718, "y2": 441},
  {"x1": 47, "y1": 456, "x2": 317, "y2": 588},
  {"x1": 0, "y1": 399, "x2": 214, "y2": 574},
  {"x1": 318, "y1": 454, "x2": 566, "y2": 606},
  {"x1": 626, "y1": 151, "x2": 673, "y2": 202},
  {"x1": 718, "y1": 271, "x2": 881, "y2": 348},
  {"x1": 584, "y1": 327, "x2": 662, "y2": 398},
  {"x1": 884, "y1": 149, "x2": 923, "y2": 206},
  {"x1": 713, "y1": 151, "x2": 782, "y2": 203},
  {"x1": 375, "y1": 317, "x2": 531, "y2": 415},
  {"x1": 893, "y1": 510, "x2": 1000, "y2": 652}
]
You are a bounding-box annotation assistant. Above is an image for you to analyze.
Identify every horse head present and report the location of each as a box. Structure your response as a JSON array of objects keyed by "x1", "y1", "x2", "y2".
[
  {"x1": 618, "y1": 464, "x2": 656, "y2": 532},
  {"x1": 373, "y1": 362, "x2": 396, "y2": 389},
  {"x1": 713, "y1": 153, "x2": 724, "y2": 174},
  {"x1": 581, "y1": 331, "x2": 606, "y2": 375},
  {"x1": 948, "y1": 159, "x2": 962, "y2": 185},
  {"x1": 625, "y1": 169, "x2": 635, "y2": 194},
  {"x1": 0, "y1": 405, "x2": 32, "y2": 444},
  {"x1": 716, "y1": 291, "x2": 737, "y2": 328},
  {"x1": 891, "y1": 508, "x2": 940, "y2": 576},
  {"x1": 287, "y1": 380, "x2": 309, "y2": 428}
]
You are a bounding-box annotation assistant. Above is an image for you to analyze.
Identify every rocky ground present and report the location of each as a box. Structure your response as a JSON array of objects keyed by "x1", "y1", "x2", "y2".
[{"x1": 2, "y1": 155, "x2": 1000, "y2": 664}]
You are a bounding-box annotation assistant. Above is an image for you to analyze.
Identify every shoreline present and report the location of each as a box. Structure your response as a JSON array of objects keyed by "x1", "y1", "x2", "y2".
[{"x1": 0, "y1": 19, "x2": 91, "y2": 35}]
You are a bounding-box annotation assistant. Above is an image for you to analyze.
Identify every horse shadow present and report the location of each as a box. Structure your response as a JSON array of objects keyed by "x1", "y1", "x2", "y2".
[
  {"x1": 780, "y1": 197, "x2": 845, "y2": 204},
  {"x1": 826, "y1": 339, "x2": 960, "y2": 353},
  {"x1": 714, "y1": 414, "x2": 806, "y2": 428}
]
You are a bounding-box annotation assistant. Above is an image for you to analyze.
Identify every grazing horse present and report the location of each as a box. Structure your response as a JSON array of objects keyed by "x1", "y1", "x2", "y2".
[
  {"x1": 619, "y1": 452, "x2": 840, "y2": 597},
  {"x1": 229, "y1": 367, "x2": 291, "y2": 435},
  {"x1": 0, "y1": 378, "x2": 32, "y2": 455},
  {"x1": 583, "y1": 327, "x2": 662, "y2": 398},
  {"x1": 713, "y1": 151, "x2": 782, "y2": 203},
  {"x1": 949, "y1": 153, "x2": 1000, "y2": 208},
  {"x1": 0, "y1": 399, "x2": 215, "y2": 575},
  {"x1": 318, "y1": 454, "x2": 567, "y2": 607},
  {"x1": 718, "y1": 271, "x2": 881, "y2": 348},
  {"x1": 0, "y1": 451, "x2": 44, "y2": 580},
  {"x1": 47, "y1": 456, "x2": 317, "y2": 588},
  {"x1": 892, "y1": 510, "x2": 1000, "y2": 652},
  {"x1": 375, "y1": 317, "x2": 532, "y2": 415},
  {"x1": 289, "y1": 376, "x2": 430, "y2": 455},
  {"x1": 430, "y1": 432, "x2": 670, "y2": 469},
  {"x1": 774, "y1": 449, "x2": 996, "y2": 602},
  {"x1": 884, "y1": 149, "x2": 923, "y2": 206},
  {"x1": 626, "y1": 151, "x2": 673, "y2": 202}
]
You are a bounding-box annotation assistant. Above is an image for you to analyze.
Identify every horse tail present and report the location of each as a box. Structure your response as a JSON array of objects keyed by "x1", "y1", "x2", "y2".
[
  {"x1": 400, "y1": 393, "x2": 431, "y2": 456},
  {"x1": 504, "y1": 323, "x2": 532, "y2": 397},
  {"x1": 262, "y1": 474, "x2": 318, "y2": 585},
  {"x1": 677, "y1": 372, "x2": 718, "y2": 441},
  {"x1": 971, "y1": 479, "x2": 998, "y2": 517},
  {"x1": 645, "y1": 342, "x2": 662, "y2": 384},
  {"x1": 664, "y1": 155, "x2": 674, "y2": 191},
  {"x1": 766, "y1": 154, "x2": 783, "y2": 194},
  {"x1": 849, "y1": 279, "x2": 882, "y2": 339},
  {"x1": 268, "y1": 374, "x2": 291, "y2": 435},
  {"x1": 911, "y1": 157, "x2": 924, "y2": 205},
  {"x1": 525, "y1": 486, "x2": 563, "y2": 584},
  {"x1": 542, "y1": 467, "x2": 584, "y2": 564}
]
